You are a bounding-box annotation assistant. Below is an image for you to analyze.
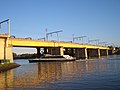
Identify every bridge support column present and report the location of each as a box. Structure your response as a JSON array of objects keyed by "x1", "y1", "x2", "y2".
[
  {"x1": 106, "y1": 49, "x2": 108, "y2": 56},
  {"x1": 60, "y1": 47, "x2": 64, "y2": 56},
  {"x1": 5, "y1": 45, "x2": 13, "y2": 62},
  {"x1": 48, "y1": 48, "x2": 52, "y2": 54},
  {"x1": 85, "y1": 48, "x2": 88, "y2": 59},
  {"x1": 98, "y1": 49, "x2": 100, "y2": 58},
  {"x1": 0, "y1": 36, "x2": 13, "y2": 63}
]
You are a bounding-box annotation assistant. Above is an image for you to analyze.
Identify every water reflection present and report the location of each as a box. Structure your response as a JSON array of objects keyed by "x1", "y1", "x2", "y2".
[
  {"x1": 0, "y1": 70, "x2": 13, "y2": 90},
  {"x1": 37, "y1": 61, "x2": 88, "y2": 82},
  {"x1": 0, "y1": 56, "x2": 120, "y2": 89},
  {"x1": 13, "y1": 60, "x2": 109, "y2": 89}
]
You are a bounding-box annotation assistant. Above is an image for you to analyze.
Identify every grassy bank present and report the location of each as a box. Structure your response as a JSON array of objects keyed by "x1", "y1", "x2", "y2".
[{"x1": 0, "y1": 63, "x2": 21, "y2": 72}]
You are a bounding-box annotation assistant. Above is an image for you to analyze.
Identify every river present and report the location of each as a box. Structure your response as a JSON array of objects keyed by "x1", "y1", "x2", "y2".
[{"x1": 0, "y1": 55, "x2": 120, "y2": 90}]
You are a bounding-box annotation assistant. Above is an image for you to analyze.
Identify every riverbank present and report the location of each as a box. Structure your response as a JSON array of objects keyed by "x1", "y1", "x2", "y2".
[{"x1": 0, "y1": 63, "x2": 21, "y2": 72}]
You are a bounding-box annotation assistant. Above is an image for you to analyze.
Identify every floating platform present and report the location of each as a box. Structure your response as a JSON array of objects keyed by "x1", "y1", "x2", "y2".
[{"x1": 29, "y1": 55, "x2": 76, "y2": 63}]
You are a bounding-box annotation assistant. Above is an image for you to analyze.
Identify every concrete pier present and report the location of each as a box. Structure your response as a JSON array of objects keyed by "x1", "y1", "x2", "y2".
[
  {"x1": 85, "y1": 48, "x2": 88, "y2": 59},
  {"x1": 0, "y1": 34, "x2": 13, "y2": 63}
]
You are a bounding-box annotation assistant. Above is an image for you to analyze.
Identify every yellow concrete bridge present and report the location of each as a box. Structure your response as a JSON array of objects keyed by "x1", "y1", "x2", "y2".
[{"x1": 0, "y1": 34, "x2": 110, "y2": 63}]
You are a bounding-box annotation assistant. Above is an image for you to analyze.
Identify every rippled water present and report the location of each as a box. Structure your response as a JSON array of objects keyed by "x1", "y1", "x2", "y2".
[{"x1": 0, "y1": 55, "x2": 120, "y2": 90}]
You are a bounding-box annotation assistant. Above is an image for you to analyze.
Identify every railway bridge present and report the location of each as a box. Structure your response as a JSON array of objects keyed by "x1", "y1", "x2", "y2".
[{"x1": 0, "y1": 34, "x2": 110, "y2": 63}]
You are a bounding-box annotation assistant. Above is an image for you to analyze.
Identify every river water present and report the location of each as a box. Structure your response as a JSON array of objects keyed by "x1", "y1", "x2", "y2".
[{"x1": 0, "y1": 55, "x2": 120, "y2": 90}]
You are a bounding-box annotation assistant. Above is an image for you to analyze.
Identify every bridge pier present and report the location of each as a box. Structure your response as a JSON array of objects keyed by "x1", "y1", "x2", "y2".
[
  {"x1": 60, "y1": 47, "x2": 64, "y2": 55},
  {"x1": 0, "y1": 35, "x2": 13, "y2": 63},
  {"x1": 106, "y1": 49, "x2": 108, "y2": 56},
  {"x1": 85, "y1": 48, "x2": 88, "y2": 59},
  {"x1": 98, "y1": 49, "x2": 101, "y2": 58}
]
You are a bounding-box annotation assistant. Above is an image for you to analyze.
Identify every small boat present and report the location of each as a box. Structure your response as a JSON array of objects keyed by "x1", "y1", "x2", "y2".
[{"x1": 28, "y1": 55, "x2": 76, "y2": 63}]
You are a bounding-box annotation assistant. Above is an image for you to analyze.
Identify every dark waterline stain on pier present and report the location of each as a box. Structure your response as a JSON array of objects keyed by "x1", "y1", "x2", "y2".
[{"x1": 0, "y1": 55, "x2": 120, "y2": 90}]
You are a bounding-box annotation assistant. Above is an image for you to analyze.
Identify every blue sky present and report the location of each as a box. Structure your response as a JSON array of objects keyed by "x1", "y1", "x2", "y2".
[{"x1": 0, "y1": 0, "x2": 120, "y2": 54}]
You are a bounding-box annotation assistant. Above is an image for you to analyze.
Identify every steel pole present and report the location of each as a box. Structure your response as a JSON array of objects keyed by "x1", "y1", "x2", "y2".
[{"x1": 8, "y1": 19, "x2": 10, "y2": 36}]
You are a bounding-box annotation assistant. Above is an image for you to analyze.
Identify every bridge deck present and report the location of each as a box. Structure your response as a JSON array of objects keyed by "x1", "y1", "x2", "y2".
[{"x1": 8, "y1": 38, "x2": 109, "y2": 49}]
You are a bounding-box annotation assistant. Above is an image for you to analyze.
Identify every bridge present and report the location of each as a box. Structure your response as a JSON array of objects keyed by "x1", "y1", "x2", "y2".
[
  {"x1": 0, "y1": 19, "x2": 111, "y2": 63},
  {"x1": 0, "y1": 34, "x2": 111, "y2": 63}
]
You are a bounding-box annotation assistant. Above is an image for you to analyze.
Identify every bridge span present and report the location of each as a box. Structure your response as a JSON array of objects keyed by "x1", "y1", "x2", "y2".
[
  {"x1": 9, "y1": 38, "x2": 108, "y2": 49},
  {"x1": 0, "y1": 34, "x2": 111, "y2": 63}
]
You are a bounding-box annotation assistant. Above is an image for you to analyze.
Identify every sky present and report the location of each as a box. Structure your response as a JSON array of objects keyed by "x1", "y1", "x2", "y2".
[{"x1": 0, "y1": 0, "x2": 120, "y2": 54}]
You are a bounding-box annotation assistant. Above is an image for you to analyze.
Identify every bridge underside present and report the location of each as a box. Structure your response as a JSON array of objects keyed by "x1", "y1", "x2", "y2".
[{"x1": 36, "y1": 47, "x2": 110, "y2": 60}]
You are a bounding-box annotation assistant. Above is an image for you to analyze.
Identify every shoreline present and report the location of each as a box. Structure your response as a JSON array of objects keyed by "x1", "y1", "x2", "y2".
[{"x1": 0, "y1": 63, "x2": 21, "y2": 72}]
